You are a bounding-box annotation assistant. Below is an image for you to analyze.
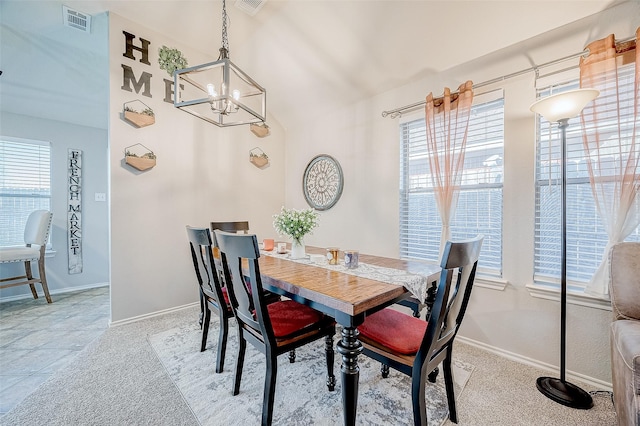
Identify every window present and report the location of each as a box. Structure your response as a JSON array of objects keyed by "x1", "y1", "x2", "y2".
[
  {"x1": 399, "y1": 92, "x2": 504, "y2": 275},
  {"x1": 0, "y1": 137, "x2": 51, "y2": 246},
  {"x1": 534, "y1": 66, "x2": 639, "y2": 288}
]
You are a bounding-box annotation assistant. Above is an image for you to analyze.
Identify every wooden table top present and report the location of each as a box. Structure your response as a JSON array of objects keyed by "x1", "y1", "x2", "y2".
[{"x1": 258, "y1": 246, "x2": 440, "y2": 319}]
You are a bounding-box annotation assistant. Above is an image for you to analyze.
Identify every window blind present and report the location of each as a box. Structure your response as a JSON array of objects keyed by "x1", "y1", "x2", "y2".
[
  {"x1": 534, "y1": 64, "x2": 640, "y2": 287},
  {"x1": 0, "y1": 138, "x2": 51, "y2": 246},
  {"x1": 399, "y1": 95, "x2": 504, "y2": 274}
]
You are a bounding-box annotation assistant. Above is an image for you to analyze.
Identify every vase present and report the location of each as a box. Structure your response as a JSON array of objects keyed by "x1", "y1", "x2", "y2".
[{"x1": 290, "y1": 239, "x2": 306, "y2": 259}]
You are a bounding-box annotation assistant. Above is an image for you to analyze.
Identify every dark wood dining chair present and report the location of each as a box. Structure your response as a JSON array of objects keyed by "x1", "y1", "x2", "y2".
[
  {"x1": 200, "y1": 221, "x2": 248, "y2": 328},
  {"x1": 186, "y1": 226, "x2": 233, "y2": 373},
  {"x1": 357, "y1": 235, "x2": 483, "y2": 426},
  {"x1": 214, "y1": 230, "x2": 336, "y2": 426},
  {"x1": 210, "y1": 221, "x2": 250, "y2": 234},
  {"x1": 210, "y1": 221, "x2": 295, "y2": 364}
]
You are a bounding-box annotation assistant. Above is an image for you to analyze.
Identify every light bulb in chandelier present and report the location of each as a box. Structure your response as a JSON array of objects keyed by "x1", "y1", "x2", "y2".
[
  {"x1": 207, "y1": 87, "x2": 241, "y2": 115},
  {"x1": 206, "y1": 84, "x2": 217, "y2": 98}
]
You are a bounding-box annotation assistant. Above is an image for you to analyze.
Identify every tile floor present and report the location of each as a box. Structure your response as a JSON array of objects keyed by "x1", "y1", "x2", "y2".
[{"x1": 0, "y1": 286, "x2": 110, "y2": 416}]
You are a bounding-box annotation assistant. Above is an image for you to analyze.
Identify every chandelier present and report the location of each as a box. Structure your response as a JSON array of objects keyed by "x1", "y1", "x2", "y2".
[{"x1": 174, "y1": 0, "x2": 266, "y2": 127}]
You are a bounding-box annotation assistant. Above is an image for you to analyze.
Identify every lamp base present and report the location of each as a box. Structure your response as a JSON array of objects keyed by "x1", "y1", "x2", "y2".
[{"x1": 536, "y1": 377, "x2": 593, "y2": 409}]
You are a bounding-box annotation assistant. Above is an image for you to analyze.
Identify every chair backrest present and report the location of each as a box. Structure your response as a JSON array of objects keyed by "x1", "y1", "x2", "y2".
[
  {"x1": 210, "y1": 221, "x2": 250, "y2": 234},
  {"x1": 609, "y1": 242, "x2": 640, "y2": 321},
  {"x1": 24, "y1": 210, "x2": 53, "y2": 246},
  {"x1": 214, "y1": 230, "x2": 275, "y2": 344},
  {"x1": 414, "y1": 235, "x2": 483, "y2": 369},
  {"x1": 186, "y1": 226, "x2": 227, "y2": 309},
  {"x1": 210, "y1": 222, "x2": 250, "y2": 285}
]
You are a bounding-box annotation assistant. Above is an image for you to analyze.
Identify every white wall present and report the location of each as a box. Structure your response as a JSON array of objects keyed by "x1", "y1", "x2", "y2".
[
  {"x1": 284, "y1": 3, "x2": 639, "y2": 385},
  {"x1": 0, "y1": 112, "x2": 110, "y2": 299},
  {"x1": 108, "y1": 13, "x2": 286, "y2": 322}
]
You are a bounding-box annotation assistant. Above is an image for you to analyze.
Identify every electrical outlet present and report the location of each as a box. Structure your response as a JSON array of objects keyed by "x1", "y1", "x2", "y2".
[{"x1": 95, "y1": 193, "x2": 106, "y2": 202}]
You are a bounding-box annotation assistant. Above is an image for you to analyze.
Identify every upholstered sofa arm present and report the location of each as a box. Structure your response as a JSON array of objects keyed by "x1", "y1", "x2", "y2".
[
  {"x1": 611, "y1": 320, "x2": 640, "y2": 426},
  {"x1": 609, "y1": 242, "x2": 640, "y2": 321}
]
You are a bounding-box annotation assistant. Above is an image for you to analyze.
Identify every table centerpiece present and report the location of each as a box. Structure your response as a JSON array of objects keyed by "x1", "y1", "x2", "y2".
[{"x1": 273, "y1": 206, "x2": 319, "y2": 259}]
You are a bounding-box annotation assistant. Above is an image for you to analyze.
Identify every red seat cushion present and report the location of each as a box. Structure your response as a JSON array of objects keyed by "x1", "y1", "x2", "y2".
[
  {"x1": 267, "y1": 300, "x2": 324, "y2": 338},
  {"x1": 358, "y1": 308, "x2": 427, "y2": 355},
  {"x1": 221, "y1": 287, "x2": 230, "y2": 307},
  {"x1": 218, "y1": 277, "x2": 250, "y2": 307}
]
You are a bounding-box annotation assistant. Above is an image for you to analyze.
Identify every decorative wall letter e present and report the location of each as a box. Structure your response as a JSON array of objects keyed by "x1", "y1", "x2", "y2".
[{"x1": 68, "y1": 149, "x2": 83, "y2": 274}]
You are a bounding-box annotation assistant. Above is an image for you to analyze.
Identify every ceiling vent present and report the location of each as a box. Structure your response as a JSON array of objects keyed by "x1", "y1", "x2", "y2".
[
  {"x1": 62, "y1": 5, "x2": 91, "y2": 33},
  {"x1": 234, "y1": 0, "x2": 266, "y2": 16}
]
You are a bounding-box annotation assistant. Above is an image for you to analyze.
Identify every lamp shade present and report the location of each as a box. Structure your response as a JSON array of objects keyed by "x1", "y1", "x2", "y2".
[{"x1": 530, "y1": 88, "x2": 599, "y2": 123}]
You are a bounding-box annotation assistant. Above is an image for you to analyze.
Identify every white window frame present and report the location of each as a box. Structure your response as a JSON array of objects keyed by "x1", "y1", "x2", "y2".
[
  {"x1": 0, "y1": 136, "x2": 52, "y2": 248},
  {"x1": 399, "y1": 90, "x2": 505, "y2": 278},
  {"x1": 532, "y1": 64, "x2": 639, "y2": 300}
]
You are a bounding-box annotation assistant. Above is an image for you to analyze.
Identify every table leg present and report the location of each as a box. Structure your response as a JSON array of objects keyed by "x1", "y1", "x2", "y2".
[{"x1": 336, "y1": 326, "x2": 363, "y2": 426}]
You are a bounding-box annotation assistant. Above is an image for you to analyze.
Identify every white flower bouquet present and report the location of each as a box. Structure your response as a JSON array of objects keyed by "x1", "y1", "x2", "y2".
[{"x1": 272, "y1": 207, "x2": 319, "y2": 245}]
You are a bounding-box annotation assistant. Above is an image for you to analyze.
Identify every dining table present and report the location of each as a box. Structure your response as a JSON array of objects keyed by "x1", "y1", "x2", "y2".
[{"x1": 257, "y1": 245, "x2": 441, "y2": 426}]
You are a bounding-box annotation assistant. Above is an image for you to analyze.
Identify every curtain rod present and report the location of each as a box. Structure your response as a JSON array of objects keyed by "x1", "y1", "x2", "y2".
[{"x1": 381, "y1": 34, "x2": 636, "y2": 119}]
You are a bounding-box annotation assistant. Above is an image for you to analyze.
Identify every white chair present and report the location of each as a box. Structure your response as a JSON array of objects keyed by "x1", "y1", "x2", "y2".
[{"x1": 0, "y1": 210, "x2": 54, "y2": 303}]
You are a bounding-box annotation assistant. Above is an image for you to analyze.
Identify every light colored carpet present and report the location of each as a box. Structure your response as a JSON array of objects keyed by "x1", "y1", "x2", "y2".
[
  {"x1": 149, "y1": 320, "x2": 474, "y2": 426},
  {"x1": 0, "y1": 307, "x2": 199, "y2": 426},
  {"x1": 0, "y1": 302, "x2": 616, "y2": 425}
]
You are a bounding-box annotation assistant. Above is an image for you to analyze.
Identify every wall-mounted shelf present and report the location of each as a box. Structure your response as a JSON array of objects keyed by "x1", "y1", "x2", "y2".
[
  {"x1": 123, "y1": 100, "x2": 155, "y2": 128},
  {"x1": 249, "y1": 147, "x2": 269, "y2": 168},
  {"x1": 125, "y1": 143, "x2": 156, "y2": 171}
]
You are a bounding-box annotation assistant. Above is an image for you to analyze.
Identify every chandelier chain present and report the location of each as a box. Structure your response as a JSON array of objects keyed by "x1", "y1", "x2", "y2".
[{"x1": 221, "y1": 0, "x2": 230, "y2": 56}]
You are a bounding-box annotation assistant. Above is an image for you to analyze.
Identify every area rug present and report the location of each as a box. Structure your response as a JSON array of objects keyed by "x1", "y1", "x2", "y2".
[{"x1": 148, "y1": 319, "x2": 474, "y2": 426}]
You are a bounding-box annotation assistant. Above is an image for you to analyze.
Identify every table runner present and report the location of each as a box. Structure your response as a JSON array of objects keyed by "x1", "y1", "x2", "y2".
[{"x1": 261, "y1": 250, "x2": 433, "y2": 302}]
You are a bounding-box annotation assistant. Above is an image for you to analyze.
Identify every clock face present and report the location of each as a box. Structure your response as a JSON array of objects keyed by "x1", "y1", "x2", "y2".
[{"x1": 303, "y1": 155, "x2": 344, "y2": 211}]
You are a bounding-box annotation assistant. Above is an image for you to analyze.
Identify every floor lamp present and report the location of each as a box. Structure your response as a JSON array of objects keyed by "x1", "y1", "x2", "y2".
[{"x1": 530, "y1": 88, "x2": 599, "y2": 409}]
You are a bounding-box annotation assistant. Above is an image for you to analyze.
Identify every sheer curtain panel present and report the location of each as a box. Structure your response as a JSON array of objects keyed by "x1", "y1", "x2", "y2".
[
  {"x1": 579, "y1": 28, "x2": 640, "y2": 296},
  {"x1": 424, "y1": 81, "x2": 474, "y2": 254}
]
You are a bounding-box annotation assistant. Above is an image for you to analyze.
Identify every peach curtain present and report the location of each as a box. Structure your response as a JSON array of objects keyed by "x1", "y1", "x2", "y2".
[
  {"x1": 424, "y1": 81, "x2": 474, "y2": 255},
  {"x1": 579, "y1": 28, "x2": 639, "y2": 296}
]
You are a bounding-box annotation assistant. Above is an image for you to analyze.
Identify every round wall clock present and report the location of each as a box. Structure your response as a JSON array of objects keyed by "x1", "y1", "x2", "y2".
[{"x1": 303, "y1": 154, "x2": 344, "y2": 211}]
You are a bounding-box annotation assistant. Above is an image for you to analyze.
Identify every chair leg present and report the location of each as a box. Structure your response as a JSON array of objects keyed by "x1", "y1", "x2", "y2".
[
  {"x1": 200, "y1": 307, "x2": 211, "y2": 352},
  {"x1": 262, "y1": 352, "x2": 278, "y2": 426},
  {"x1": 24, "y1": 261, "x2": 38, "y2": 300},
  {"x1": 443, "y1": 347, "x2": 458, "y2": 423},
  {"x1": 198, "y1": 290, "x2": 205, "y2": 329},
  {"x1": 411, "y1": 369, "x2": 428, "y2": 426},
  {"x1": 428, "y1": 367, "x2": 439, "y2": 383},
  {"x1": 325, "y1": 335, "x2": 336, "y2": 391},
  {"x1": 381, "y1": 363, "x2": 390, "y2": 378},
  {"x1": 233, "y1": 332, "x2": 246, "y2": 396},
  {"x1": 215, "y1": 314, "x2": 229, "y2": 374},
  {"x1": 37, "y1": 258, "x2": 52, "y2": 303},
  {"x1": 288, "y1": 350, "x2": 296, "y2": 363}
]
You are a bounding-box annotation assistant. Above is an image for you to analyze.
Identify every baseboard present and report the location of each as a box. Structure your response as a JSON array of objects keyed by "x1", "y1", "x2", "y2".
[
  {"x1": 0, "y1": 282, "x2": 109, "y2": 303},
  {"x1": 456, "y1": 335, "x2": 612, "y2": 392},
  {"x1": 109, "y1": 302, "x2": 199, "y2": 327}
]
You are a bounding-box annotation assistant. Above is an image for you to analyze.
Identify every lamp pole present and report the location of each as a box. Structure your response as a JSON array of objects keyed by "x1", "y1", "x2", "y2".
[
  {"x1": 559, "y1": 118, "x2": 568, "y2": 384},
  {"x1": 530, "y1": 88, "x2": 599, "y2": 410}
]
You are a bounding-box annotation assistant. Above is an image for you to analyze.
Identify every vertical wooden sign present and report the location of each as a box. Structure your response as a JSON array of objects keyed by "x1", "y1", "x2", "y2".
[{"x1": 68, "y1": 149, "x2": 83, "y2": 274}]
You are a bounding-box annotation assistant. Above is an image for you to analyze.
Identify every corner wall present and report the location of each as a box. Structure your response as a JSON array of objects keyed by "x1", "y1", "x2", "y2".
[{"x1": 108, "y1": 13, "x2": 286, "y2": 322}]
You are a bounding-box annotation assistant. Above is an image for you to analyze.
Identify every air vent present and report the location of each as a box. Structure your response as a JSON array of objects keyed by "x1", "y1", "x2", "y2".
[
  {"x1": 62, "y1": 5, "x2": 91, "y2": 33},
  {"x1": 234, "y1": 0, "x2": 266, "y2": 16}
]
